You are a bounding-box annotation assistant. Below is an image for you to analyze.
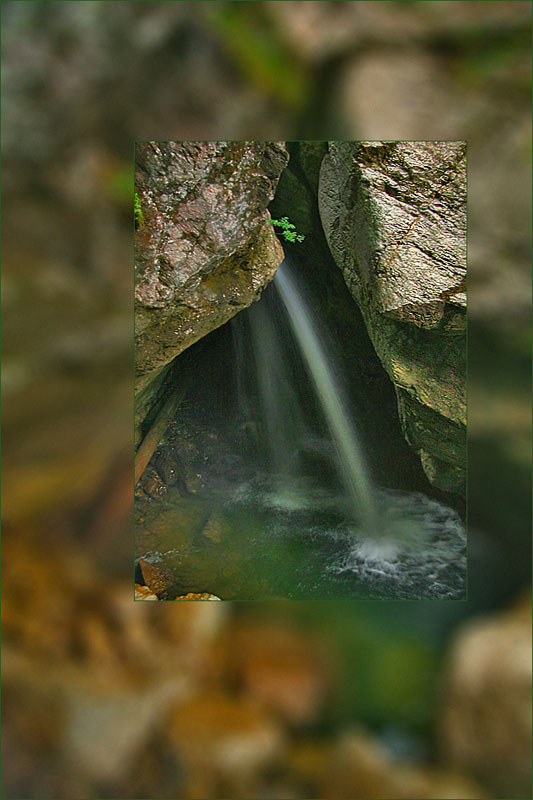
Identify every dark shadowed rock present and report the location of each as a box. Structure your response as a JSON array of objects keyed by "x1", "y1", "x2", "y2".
[
  {"x1": 319, "y1": 141, "x2": 466, "y2": 495},
  {"x1": 135, "y1": 141, "x2": 289, "y2": 418}
]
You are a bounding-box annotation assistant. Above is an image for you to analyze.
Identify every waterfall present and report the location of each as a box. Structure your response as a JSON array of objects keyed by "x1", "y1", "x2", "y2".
[
  {"x1": 273, "y1": 260, "x2": 378, "y2": 532},
  {"x1": 141, "y1": 260, "x2": 465, "y2": 600}
]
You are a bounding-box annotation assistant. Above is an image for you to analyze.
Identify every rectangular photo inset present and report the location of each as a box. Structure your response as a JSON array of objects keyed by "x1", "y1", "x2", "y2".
[{"x1": 134, "y1": 141, "x2": 466, "y2": 601}]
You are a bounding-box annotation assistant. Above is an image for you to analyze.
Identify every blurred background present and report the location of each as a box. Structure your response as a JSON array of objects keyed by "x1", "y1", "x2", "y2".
[{"x1": 2, "y1": 2, "x2": 531, "y2": 798}]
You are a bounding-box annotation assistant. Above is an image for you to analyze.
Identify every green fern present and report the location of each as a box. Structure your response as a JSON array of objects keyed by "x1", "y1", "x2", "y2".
[{"x1": 272, "y1": 216, "x2": 305, "y2": 244}]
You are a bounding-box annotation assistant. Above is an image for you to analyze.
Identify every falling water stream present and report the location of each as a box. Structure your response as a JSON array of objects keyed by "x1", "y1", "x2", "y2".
[
  {"x1": 135, "y1": 259, "x2": 466, "y2": 600},
  {"x1": 274, "y1": 261, "x2": 378, "y2": 532}
]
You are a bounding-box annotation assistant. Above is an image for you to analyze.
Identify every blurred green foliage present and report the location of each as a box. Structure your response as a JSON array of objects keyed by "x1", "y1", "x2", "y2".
[
  {"x1": 321, "y1": 610, "x2": 438, "y2": 735},
  {"x1": 439, "y1": 24, "x2": 532, "y2": 88},
  {"x1": 243, "y1": 602, "x2": 441, "y2": 738},
  {"x1": 105, "y1": 163, "x2": 134, "y2": 205},
  {"x1": 205, "y1": 3, "x2": 308, "y2": 109}
]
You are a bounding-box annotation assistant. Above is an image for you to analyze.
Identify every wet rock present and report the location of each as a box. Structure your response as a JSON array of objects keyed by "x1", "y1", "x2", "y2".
[
  {"x1": 135, "y1": 141, "x2": 289, "y2": 424},
  {"x1": 3, "y1": 536, "x2": 231, "y2": 788},
  {"x1": 134, "y1": 584, "x2": 158, "y2": 601},
  {"x1": 155, "y1": 596, "x2": 228, "y2": 653},
  {"x1": 1, "y1": 535, "x2": 92, "y2": 661},
  {"x1": 152, "y1": 447, "x2": 193, "y2": 496},
  {"x1": 269, "y1": 142, "x2": 329, "y2": 269},
  {"x1": 270, "y1": 156, "x2": 315, "y2": 242},
  {"x1": 199, "y1": 514, "x2": 225, "y2": 544},
  {"x1": 134, "y1": 495, "x2": 212, "y2": 564},
  {"x1": 165, "y1": 691, "x2": 284, "y2": 798},
  {"x1": 153, "y1": 449, "x2": 180, "y2": 486},
  {"x1": 140, "y1": 464, "x2": 167, "y2": 497},
  {"x1": 266, "y1": 2, "x2": 425, "y2": 63},
  {"x1": 319, "y1": 141, "x2": 466, "y2": 495},
  {"x1": 3, "y1": 554, "x2": 195, "y2": 783},
  {"x1": 137, "y1": 559, "x2": 174, "y2": 597},
  {"x1": 61, "y1": 673, "x2": 192, "y2": 785},
  {"x1": 340, "y1": 51, "x2": 458, "y2": 143},
  {"x1": 134, "y1": 483, "x2": 146, "y2": 500},
  {"x1": 439, "y1": 591, "x2": 532, "y2": 798},
  {"x1": 296, "y1": 141, "x2": 329, "y2": 195}
]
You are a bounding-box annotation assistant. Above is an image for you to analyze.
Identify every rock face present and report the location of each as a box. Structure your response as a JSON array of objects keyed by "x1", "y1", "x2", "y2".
[
  {"x1": 319, "y1": 141, "x2": 466, "y2": 494},
  {"x1": 135, "y1": 141, "x2": 289, "y2": 420}
]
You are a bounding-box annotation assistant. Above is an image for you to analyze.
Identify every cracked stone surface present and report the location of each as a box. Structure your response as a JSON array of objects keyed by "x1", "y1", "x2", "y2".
[{"x1": 319, "y1": 141, "x2": 466, "y2": 495}]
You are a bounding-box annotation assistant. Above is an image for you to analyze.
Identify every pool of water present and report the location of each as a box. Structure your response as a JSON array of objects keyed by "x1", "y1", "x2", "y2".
[
  {"x1": 135, "y1": 260, "x2": 466, "y2": 601},
  {"x1": 135, "y1": 453, "x2": 466, "y2": 601}
]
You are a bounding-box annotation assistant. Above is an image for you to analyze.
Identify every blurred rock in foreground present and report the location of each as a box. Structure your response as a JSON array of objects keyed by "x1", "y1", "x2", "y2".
[{"x1": 439, "y1": 591, "x2": 532, "y2": 798}]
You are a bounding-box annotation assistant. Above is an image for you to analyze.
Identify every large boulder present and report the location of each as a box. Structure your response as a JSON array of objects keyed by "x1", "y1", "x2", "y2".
[
  {"x1": 135, "y1": 141, "x2": 289, "y2": 423},
  {"x1": 319, "y1": 141, "x2": 466, "y2": 495}
]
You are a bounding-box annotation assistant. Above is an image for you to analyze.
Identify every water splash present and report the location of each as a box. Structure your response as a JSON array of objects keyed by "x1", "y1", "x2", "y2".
[
  {"x1": 222, "y1": 473, "x2": 466, "y2": 599},
  {"x1": 327, "y1": 488, "x2": 466, "y2": 599},
  {"x1": 273, "y1": 260, "x2": 378, "y2": 532}
]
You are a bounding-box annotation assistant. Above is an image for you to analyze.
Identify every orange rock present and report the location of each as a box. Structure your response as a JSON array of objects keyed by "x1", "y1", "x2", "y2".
[
  {"x1": 175, "y1": 592, "x2": 222, "y2": 601},
  {"x1": 137, "y1": 559, "x2": 172, "y2": 596},
  {"x1": 1, "y1": 533, "x2": 91, "y2": 660},
  {"x1": 225, "y1": 623, "x2": 332, "y2": 724},
  {"x1": 166, "y1": 691, "x2": 284, "y2": 798},
  {"x1": 143, "y1": 469, "x2": 167, "y2": 497},
  {"x1": 134, "y1": 583, "x2": 158, "y2": 601}
]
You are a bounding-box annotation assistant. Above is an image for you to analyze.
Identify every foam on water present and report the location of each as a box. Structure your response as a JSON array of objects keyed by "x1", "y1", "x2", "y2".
[
  {"x1": 224, "y1": 473, "x2": 466, "y2": 599},
  {"x1": 138, "y1": 259, "x2": 466, "y2": 600},
  {"x1": 229, "y1": 472, "x2": 348, "y2": 514},
  {"x1": 326, "y1": 489, "x2": 466, "y2": 598}
]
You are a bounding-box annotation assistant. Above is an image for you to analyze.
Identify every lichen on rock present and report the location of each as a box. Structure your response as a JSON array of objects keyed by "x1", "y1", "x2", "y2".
[{"x1": 319, "y1": 141, "x2": 466, "y2": 495}]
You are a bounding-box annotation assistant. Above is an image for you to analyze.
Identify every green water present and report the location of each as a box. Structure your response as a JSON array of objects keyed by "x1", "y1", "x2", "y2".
[
  {"x1": 135, "y1": 472, "x2": 466, "y2": 601},
  {"x1": 135, "y1": 262, "x2": 466, "y2": 602}
]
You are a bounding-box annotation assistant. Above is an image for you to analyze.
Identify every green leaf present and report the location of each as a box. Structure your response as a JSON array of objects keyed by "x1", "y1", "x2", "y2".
[{"x1": 271, "y1": 215, "x2": 305, "y2": 244}]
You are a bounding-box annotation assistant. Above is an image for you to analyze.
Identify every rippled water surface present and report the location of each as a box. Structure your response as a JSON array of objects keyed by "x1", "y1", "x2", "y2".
[
  {"x1": 136, "y1": 261, "x2": 466, "y2": 601},
  {"x1": 136, "y1": 458, "x2": 466, "y2": 600}
]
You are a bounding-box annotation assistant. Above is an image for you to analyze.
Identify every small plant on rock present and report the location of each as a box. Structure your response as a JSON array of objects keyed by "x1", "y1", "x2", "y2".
[
  {"x1": 134, "y1": 192, "x2": 144, "y2": 228},
  {"x1": 272, "y1": 216, "x2": 305, "y2": 243}
]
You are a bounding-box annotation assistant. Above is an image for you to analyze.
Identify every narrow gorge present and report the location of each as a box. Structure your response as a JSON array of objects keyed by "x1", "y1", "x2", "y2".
[{"x1": 134, "y1": 140, "x2": 466, "y2": 601}]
